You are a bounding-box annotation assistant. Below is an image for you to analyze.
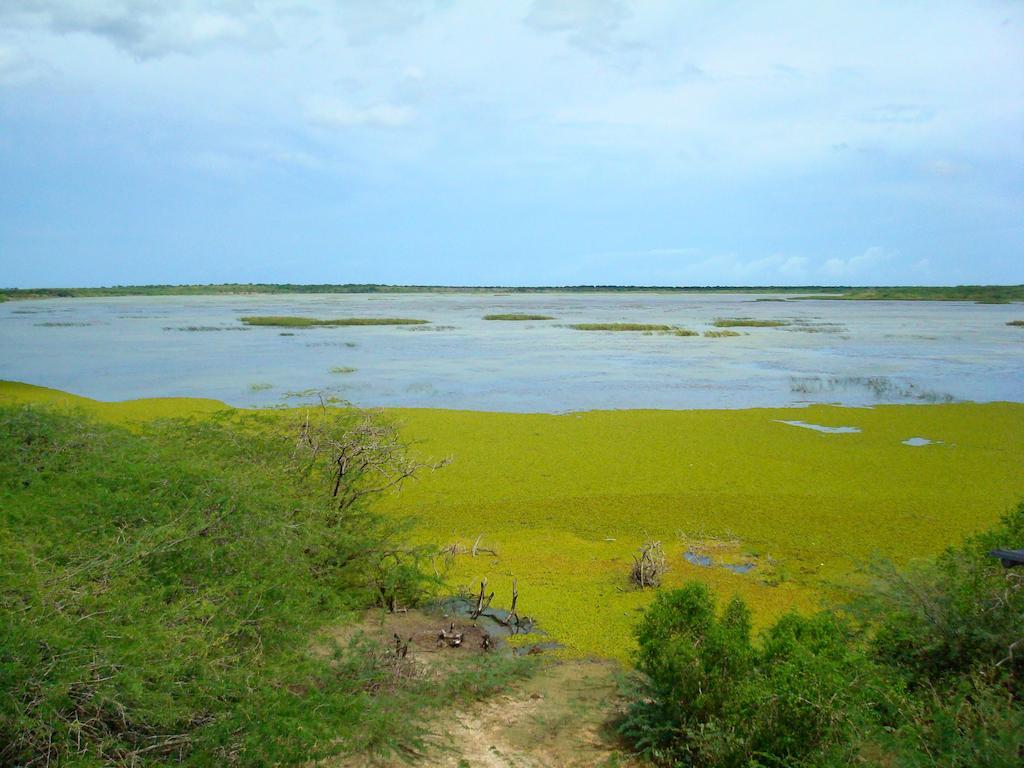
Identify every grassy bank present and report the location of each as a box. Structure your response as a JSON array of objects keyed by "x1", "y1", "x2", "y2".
[
  {"x1": 0, "y1": 392, "x2": 532, "y2": 766},
  {"x1": 4, "y1": 382, "x2": 1022, "y2": 666}
]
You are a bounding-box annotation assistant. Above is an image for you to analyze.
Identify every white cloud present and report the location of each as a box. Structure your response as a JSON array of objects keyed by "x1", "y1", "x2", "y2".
[
  {"x1": 820, "y1": 247, "x2": 896, "y2": 279},
  {"x1": 0, "y1": 44, "x2": 44, "y2": 85},
  {"x1": 0, "y1": 1, "x2": 275, "y2": 59},
  {"x1": 305, "y1": 97, "x2": 414, "y2": 129}
]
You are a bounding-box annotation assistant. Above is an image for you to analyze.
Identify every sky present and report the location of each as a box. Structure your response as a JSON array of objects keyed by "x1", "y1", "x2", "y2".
[{"x1": 0, "y1": 1, "x2": 1021, "y2": 288}]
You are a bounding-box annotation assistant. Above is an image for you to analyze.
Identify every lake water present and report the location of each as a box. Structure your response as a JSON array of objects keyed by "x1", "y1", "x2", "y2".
[{"x1": 2, "y1": 293, "x2": 1022, "y2": 412}]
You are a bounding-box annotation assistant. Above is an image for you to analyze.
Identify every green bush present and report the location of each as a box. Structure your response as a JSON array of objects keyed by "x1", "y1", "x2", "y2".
[
  {"x1": 856, "y1": 500, "x2": 1024, "y2": 694},
  {"x1": 621, "y1": 583, "x2": 884, "y2": 767},
  {"x1": 620, "y1": 502, "x2": 1024, "y2": 767},
  {"x1": 0, "y1": 404, "x2": 519, "y2": 766}
]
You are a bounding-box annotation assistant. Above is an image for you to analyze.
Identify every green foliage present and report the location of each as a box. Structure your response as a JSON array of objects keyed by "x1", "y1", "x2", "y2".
[
  {"x1": 0, "y1": 404, "x2": 513, "y2": 766},
  {"x1": 1007, "y1": 320, "x2": 1024, "y2": 327},
  {"x1": 855, "y1": 499, "x2": 1024, "y2": 695},
  {"x1": 703, "y1": 330, "x2": 741, "y2": 337},
  {"x1": 619, "y1": 504, "x2": 1024, "y2": 767},
  {"x1": 621, "y1": 584, "x2": 881, "y2": 767},
  {"x1": 239, "y1": 316, "x2": 428, "y2": 327}
]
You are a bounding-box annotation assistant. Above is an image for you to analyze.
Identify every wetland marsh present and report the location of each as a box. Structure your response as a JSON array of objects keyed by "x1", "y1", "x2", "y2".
[
  {"x1": 2, "y1": 292, "x2": 1021, "y2": 411},
  {"x1": 3, "y1": 291, "x2": 1023, "y2": 660}
]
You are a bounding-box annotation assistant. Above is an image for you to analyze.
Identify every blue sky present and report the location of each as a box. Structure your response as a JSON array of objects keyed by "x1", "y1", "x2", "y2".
[{"x1": 0, "y1": 1, "x2": 1021, "y2": 287}]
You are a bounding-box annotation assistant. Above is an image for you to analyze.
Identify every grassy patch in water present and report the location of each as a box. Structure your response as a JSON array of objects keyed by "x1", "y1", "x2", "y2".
[
  {"x1": 704, "y1": 330, "x2": 742, "y2": 338},
  {"x1": 249, "y1": 382, "x2": 274, "y2": 391},
  {"x1": 240, "y1": 316, "x2": 428, "y2": 328},
  {"x1": 713, "y1": 318, "x2": 789, "y2": 328},
  {"x1": 483, "y1": 314, "x2": 555, "y2": 321},
  {"x1": 570, "y1": 323, "x2": 675, "y2": 332},
  {"x1": 1007, "y1": 320, "x2": 1024, "y2": 327},
  {"x1": 330, "y1": 366, "x2": 357, "y2": 374}
]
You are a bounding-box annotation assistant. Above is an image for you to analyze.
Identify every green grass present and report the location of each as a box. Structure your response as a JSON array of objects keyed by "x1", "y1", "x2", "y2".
[
  {"x1": 704, "y1": 330, "x2": 742, "y2": 338},
  {"x1": 712, "y1": 318, "x2": 789, "y2": 328},
  {"x1": 483, "y1": 314, "x2": 555, "y2": 321},
  {"x1": 330, "y1": 366, "x2": 357, "y2": 374},
  {"x1": 0, "y1": 397, "x2": 533, "y2": 766},
  {"x1": 249, "y1": 382, "x2": 273, "y2": 391},
  {"x1": 569, "y1": 323, "x2": 675, "y2": 332},
  {"x1": 1007, "y1": 320, "x2": 1024, "y2": 327},
  {"x1": 240, "y1": 316, "x2": 428, "y2": 327}
]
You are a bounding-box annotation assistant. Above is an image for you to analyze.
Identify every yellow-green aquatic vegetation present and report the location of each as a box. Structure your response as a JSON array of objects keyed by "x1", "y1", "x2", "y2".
[
  {"x1": 704, "y1": 330, "x2": 741, "y2": 338},
  {"x1": 1007, "y1": 320, "x2": 1024, "y2": 327},
  {"x1": 239, "y1": 316, "x2": 429, "y2": 327},
  {"x1": 330, "y1": 366, "x2": 358, "y2": 374},
  {"x1": 672, "y1": 329, "x2": 699, "y2": 337},
  {"x1": 712, "y1": 318, "x2": 789, "y2": 328},
  {"x1": 3, "y1": 381, "x2": 1023, "y2": 665},
  {"x1": 483, "y1": 314, "x2": 555, "y2": 321},
  {"x1": 379, "y1": 402, "x2": 1024, "y2": 661}
]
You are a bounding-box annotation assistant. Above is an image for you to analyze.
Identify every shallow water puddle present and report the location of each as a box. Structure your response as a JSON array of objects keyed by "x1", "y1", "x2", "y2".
[
  {"x1": 774, "y1": 420, "x2": 861, "y2": 434},
  {"x1": 903, "y1": 437, "x2": 940, "y2": 447},
  {"x1": 684, "y1": 550, "x2": 756, "y2": 574}
]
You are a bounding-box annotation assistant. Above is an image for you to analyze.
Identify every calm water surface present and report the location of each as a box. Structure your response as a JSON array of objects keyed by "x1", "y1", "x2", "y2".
[{"x1": 2, "y1": 293, "x2": 1022, "y2": 412}]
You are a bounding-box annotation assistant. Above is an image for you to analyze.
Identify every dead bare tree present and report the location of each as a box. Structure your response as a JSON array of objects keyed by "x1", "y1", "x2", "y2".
[
  {"x1": 631, "y1": 541, "x2": 668, "y2": 588},
  {"x1": 496, "y1": 578, "x2": 520, "y2": 630},
  {"x1": 470, "y1": 578, "x2": 494, "y2": 619},
  {"x1": 292, "y1": 403, "x2": 449, "y2": 513}
]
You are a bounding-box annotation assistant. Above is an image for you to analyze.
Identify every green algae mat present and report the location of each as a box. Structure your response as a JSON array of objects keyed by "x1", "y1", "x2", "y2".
[{"x1": 5, "y1": 380, "x2": 1023, "y2": 661}]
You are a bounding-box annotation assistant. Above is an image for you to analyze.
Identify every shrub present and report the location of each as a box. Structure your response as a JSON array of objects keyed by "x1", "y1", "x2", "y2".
[
  {"x1": 0, "y1": 404, "x2": 456, "y2": 765},
  {"x1": 620, "y1": 502, "x2": 1024, "y2": 767},
  {"x1": 854, "y1": 499, "x2": 1024, "y2": 695}
]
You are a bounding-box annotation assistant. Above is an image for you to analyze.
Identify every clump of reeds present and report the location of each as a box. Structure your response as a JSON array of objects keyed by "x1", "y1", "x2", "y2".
[
  {"x1": 704, "y1": 330, "x2": 741, "y2": 338},
  {"x1": 672, "y1": 329, "x2": 698, "y2": 337},
  {"x1": 1007, "y1": 320, "x2": 1024, "y2": 327},
  {"x1": 329, "y1": 366, "x2": 357, "y2": 374}
]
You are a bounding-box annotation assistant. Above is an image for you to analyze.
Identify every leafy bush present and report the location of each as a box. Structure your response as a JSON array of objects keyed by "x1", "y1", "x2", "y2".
[
  {"x1": 620, "y1": 583, "x2": 883, "y2": 766},
  {"x1": 0, "y1": 404, "x2": 500, "y2": 766},
  {"x1": 855, "y1": 500, "x2": 1024, "y2": 694},
  {"x1": 620, "y1": 501, "x2": 1024, "y2": 767}
]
